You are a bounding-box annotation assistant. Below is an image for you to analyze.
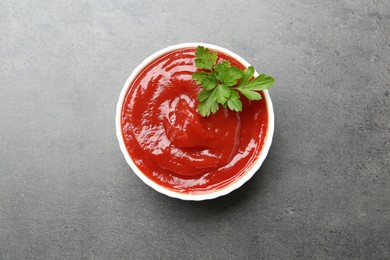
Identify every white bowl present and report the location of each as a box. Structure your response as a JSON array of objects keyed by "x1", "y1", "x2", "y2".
[{"x1": 116, "y1": 43, "x2": 274, "y2": 201}]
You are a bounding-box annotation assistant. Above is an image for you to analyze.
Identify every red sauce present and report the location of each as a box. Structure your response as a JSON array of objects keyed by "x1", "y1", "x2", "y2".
[{"x1": 121, "y1": 47, "x2": 268, "y2": 194}]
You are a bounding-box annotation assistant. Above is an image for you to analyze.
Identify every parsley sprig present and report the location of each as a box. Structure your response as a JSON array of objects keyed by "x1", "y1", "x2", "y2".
[{"x1": 192, "y1": 46, "x2": 275, "y2": 117}]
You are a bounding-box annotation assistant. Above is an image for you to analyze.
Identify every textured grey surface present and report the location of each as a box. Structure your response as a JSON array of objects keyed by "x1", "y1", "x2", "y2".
[{"x1": 0, "y1": 0, "x2": 389, "y2": 259}]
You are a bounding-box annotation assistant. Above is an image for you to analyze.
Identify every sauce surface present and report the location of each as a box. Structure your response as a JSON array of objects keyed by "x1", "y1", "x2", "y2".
[{"x1": 121, "y1": 48, "x2": 268, "y2": 194}]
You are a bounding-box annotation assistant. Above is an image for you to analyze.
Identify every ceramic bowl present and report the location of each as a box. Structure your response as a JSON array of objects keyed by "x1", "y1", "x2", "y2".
[{"x1": 115, "y1": 43, "x2": 274, "y2": 201}]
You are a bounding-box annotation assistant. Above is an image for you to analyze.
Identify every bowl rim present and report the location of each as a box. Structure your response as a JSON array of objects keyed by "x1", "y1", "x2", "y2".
[{"x1": 115, "y1": 43, "x2": 274, "y2": 201}]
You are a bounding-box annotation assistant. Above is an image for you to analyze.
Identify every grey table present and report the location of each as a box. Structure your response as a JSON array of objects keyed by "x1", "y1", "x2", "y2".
[{"x1": 1, "y1": 1, "x2": 389, "y2": 259}]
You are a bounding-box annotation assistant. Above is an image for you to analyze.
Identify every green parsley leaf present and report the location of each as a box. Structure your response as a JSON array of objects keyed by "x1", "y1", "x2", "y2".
[
  {"x1": 198, "y1": 89, "x2": 212, "y2": 102},
  {"x1": 194, "y1": 46, "x2": 218, "y2": 71},
  {"x1": 202, "y1": 73, "x2": 218, "y2": 90},
  {"x1": 227, "y1": 91, "x2": 242, "y2": 112},
  {"x1": 193, "y1": 46, "x2": 275, "y2": 117},
  {"x1": 214, "y1": 84, "x2": 231, "y2": 104},
  {"x1": 237, "y1": 66, "x2": 255, "y2": 88},
  {"x1": 192, "y1": 71, "x2": 208, "y2": 84},
  {"x1": 236, "y1": 73, "x2": 275, "y2": 91},
  {"x1": 215, "y1": 61, "x2": 242, "y2": 87},
  {"x1": 239, "y1": 88, "x2": 262, "y2": 100},
  {"x1": 198, "y1": 89, "x2": 219, "y2": 117},
  {"x1": 193, "y1": 71, "x2": 217, "y2": 90}
]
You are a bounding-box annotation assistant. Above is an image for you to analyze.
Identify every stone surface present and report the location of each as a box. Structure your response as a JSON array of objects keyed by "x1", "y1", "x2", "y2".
[{"x1": 0, "y1": 0, "x2": 389, "y2": 259}]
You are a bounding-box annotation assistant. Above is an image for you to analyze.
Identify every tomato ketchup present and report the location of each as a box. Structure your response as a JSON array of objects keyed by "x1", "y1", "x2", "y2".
[{"x1": 121, "y1": 48, "x2": 268, "y2": 194}]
